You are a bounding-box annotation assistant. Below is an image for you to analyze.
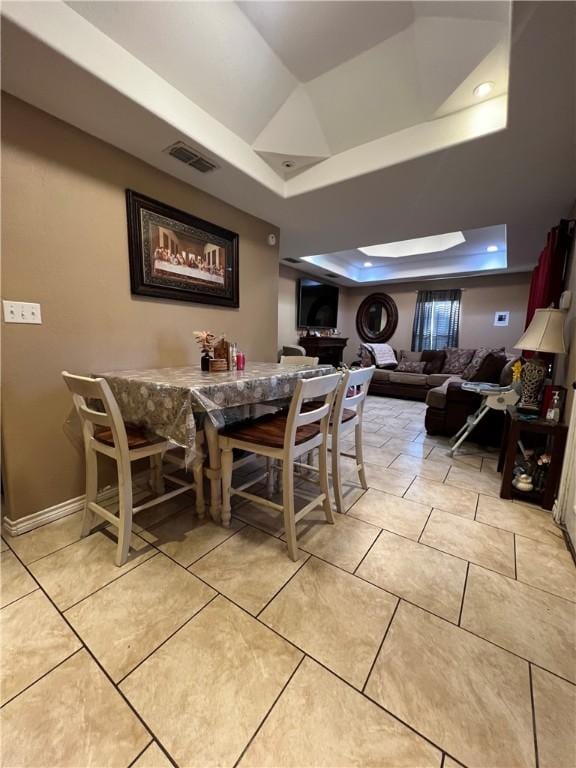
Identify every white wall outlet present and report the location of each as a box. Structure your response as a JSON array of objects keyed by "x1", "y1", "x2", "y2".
[{"x1": 3, "y1": 300, "x2": 42, "y2": 324}]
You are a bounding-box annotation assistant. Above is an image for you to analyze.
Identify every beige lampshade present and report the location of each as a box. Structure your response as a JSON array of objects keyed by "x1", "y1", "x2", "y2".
[{"x1": 515, "y1": 308, "x2": 567, "y2": 354}]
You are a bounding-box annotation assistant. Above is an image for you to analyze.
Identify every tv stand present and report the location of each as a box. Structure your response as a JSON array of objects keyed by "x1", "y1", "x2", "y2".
[{"x1": 299, "y1": 336, "x2": 348, "y2": 366}]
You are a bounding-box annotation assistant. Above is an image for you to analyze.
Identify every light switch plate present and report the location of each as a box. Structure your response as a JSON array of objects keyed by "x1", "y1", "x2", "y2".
[{"x1": 3, "y1": 300, "x2": 42, "y2": 324}]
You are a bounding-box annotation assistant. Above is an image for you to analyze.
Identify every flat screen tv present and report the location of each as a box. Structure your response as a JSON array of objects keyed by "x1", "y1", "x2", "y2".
[{"x1": 297, "y1": 279, "x2": 339, "y2": 329}]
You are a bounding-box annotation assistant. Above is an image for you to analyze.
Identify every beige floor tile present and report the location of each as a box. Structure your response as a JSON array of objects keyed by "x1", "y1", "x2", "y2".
[
  {"x1": 121, "y1": 596, "x2": 302, "y2": 768},
  {"x1": 461, "y1": 565, "x2": 576, "y2": 683},
  {"x1": 140, "y1": 508, "x2": 244, "y2": 566},
  {"x1": 404, "y1": 477, "x2": 477, "y2": 520},
  {"x1": 427, "y1": 445, "x2": 484, "y2": 470},
  {"x1": 190, "y1": 526, "x2": 305, "y2": 614},
  {"x1": 131, "y1": 493, "x2": 194, "y2": 532},
  {"x1": 1, "y1": 590, "x2": 81, "y2": 705},
  {"x1": 475, "y1": 495, "x2": 565, "y2": 548},
  {"x1": 260, "y1": 557, "x2": 397, "y2": 688},
  {"x1": 0, "y1": 550, "x2": 38, "y2": 608},
  {"x1": 363, "y1": 464, "x2": 415, "y2": 497},
  {"x1": 357, "y1": 445, "x2": 401, "y2": 468},
  {"x1": 28, "y1": 530, "x2": 156, "y2": 610},
  {"x1": 445, "y1": 465, "x2": 501, "y2": 497},
  {"x1": 132, "y1": 742, "x2": 173, "y2": 768},
  {"x1": 283, "y1": 508, "x2": 380, "y2": 572},
  {"x1": 356, "y1": 530, "x2": 467, "y2": 623},
  {"x1": 382, "y1": 438, "x2": 433, "y2": 458},
  {"x1": 1, "y1": 650, "x2": 149, "y2": 768},
  {"x1": 421, "y1": 510, "x2": 515, "y2": 577},
  {"x1": 233, "y1": 500, "x2": 285, "y2": 536},
  {"x1": 388, "y1": 454, "x2": 450, "y2": 481},
  {"x1": 516, "y1": 535, "x2": 576, "y2": 602},
  {"x1": 481, "y1": 458, "x2": 499, "y2": 474},
  {"x1": 239, "y1": 657, "x2": 441, "y2": 768},
  {"x1": 1, "y1": 538, "x2": 8, "y2": 552},
  {"x1": 365, "y1": 602, "x2": 534, "y2": 768},
  {"x1": 65, "y1": 554, "x2": 215, "y2": 681},
  {"x1": 348, "y1": 488, "x2": 431, "y2": 541},
  {"x1": 443, "y1": 758, "x2": 466, "y2": 768},
  {"x1": 5, "y1": 511, "x2": 85, "y2": 564},
  {"x1": 532, "y1": 666, "x2": 576, "y2": 768},
  {"x1": 353, "y1": 431, "x2": 390, "y2": 448}
]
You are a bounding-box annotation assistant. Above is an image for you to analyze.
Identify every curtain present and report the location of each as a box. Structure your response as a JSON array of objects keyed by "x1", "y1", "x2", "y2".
[
  {"x1": 525, "y1": 219, "x2": 572, "y2": 328},
  {"x1": 412, "y1": 289, "x2": 461, "y2": 351}
]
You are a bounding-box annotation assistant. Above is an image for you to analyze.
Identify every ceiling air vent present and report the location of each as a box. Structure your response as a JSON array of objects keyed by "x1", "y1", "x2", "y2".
[
  {"x1": 282, "y1": 258, "x2": 299, "y2": 264},
  {"x1": 164, "y1": 142, "x2": 219, "y2": 173}
]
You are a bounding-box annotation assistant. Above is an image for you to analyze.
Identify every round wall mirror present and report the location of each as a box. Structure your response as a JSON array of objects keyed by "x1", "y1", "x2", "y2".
[{"x1": 356, "y1": 293, "x2": 398, "y2": 343}]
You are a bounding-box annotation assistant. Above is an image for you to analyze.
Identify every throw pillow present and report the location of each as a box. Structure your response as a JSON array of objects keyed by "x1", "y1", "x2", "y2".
[
  {"x1": 396, "y1": 360, "x2": 426, "y2": 373},
  {"x1": 462, "y1": 346, "x2": 505, "y2": 380},
  {"x1": 421, "y1": 350, "x2": 446, "y2": 374},
  {"x1": 399, "y1": 350, "x2": 422, "y2": 363},
  {"x1": 442, "y1": 348, "x2": 475, "y2": 374},
  {"x1": 470, "y1": 351, "x2": 508, "y2": 383}
]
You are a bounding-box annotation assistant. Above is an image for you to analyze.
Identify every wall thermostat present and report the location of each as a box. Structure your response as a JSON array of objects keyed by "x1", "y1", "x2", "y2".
[{"x1": 268, "y1": 233, "x2": 277, "y2": 247}]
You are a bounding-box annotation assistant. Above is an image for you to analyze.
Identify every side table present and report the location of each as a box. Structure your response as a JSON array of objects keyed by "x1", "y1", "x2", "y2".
[{"x1": 498, "y1": 409, "x2": 568, "y2": 510}]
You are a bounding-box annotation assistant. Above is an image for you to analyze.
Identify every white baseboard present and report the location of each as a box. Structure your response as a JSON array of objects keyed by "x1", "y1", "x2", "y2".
[{"x1": 3, "y1": 473, "x2": 151, "y2": 537}]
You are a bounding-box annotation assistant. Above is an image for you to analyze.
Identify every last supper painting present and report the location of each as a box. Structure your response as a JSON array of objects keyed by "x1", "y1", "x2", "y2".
[{"x1": 126, "y1": 190, "x2": 239, "y2": 307}]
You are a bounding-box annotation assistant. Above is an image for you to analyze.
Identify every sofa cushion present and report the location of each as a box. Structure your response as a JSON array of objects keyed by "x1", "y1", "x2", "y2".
[
  {"x1": 396, "y1": 360, "x2": 426, "y2": 373},
  {"x1": 426, "y1": 373, "x2": 452, "y2": 387},
  {"x1": 389, "y1": 371, "x2": 428, "y2": 386},
  {"x1": 425, "y1": 375, "x2": 463, "y2": 408},
  {"x1": 442, "y1": 348, "x2": 475, "y2": 374},
  {"x1": 462, "y1": 347, "x2": 505, "y2": 380},
  {"x1": 399, "y1": 350, "x2": 422, "y2": 362},
  {"x1": 372, "y1": 369, "x2": 392, "y2": 383},
  {"x1": 421, "y1": 350, "x2": 446, "y2": 374},
  {"x1": 470, "y1": 351, "x2": 508, "y2": 383}
]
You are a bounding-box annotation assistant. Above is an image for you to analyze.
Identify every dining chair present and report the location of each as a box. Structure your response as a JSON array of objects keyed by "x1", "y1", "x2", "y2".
[
  {"x1": 62, "y1": 372, "x2": 204, "y2": 566},
  {"x1": 218, "y1": 372, "x2": 342, "y2": 560},
  {"x1": 329, "y1": 366, "x2": 375, "y2": 512},
  {"x1": 280, "y1": 355, "x2": 319, "y2": 366}
]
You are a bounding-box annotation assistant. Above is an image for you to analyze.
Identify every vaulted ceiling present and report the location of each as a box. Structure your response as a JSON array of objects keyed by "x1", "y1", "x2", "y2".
[{"x1": 1, "y1": 1, "x2": 574, "y2": 284}]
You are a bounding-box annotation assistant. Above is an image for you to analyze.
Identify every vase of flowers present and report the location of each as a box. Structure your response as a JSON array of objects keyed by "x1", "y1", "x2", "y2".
[{"x1": 194, "y1": 331, "x2": 217, "y2": 371}]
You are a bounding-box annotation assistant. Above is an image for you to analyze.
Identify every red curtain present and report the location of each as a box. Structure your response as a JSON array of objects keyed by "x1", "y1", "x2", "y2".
[{"x1": 525, "y1": 221, "x2": 571, "y2": 328}]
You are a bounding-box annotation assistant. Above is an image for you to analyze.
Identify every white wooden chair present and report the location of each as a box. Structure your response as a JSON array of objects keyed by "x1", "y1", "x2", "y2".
[
  {"x1": 280, "y1": 355, "x2": 319, "y2": 366},
  {"x1": 218, "y1": 372, "x2": 341, "y2": 560},
  {"x1": 62, "y1": 372, "x2": 204, "y2": 566},
  {"x1": 330, "y1": 367, "x2": 375, "y2": 512}
]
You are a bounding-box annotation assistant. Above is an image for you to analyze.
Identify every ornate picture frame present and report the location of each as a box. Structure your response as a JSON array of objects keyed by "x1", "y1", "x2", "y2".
[{"x1": 126, "y1": 190, "x2": 239, "y2": 308}]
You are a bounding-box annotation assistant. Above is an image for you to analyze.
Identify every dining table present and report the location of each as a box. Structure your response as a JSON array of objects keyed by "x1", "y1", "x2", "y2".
[{"x1": 95, "y1": 362, "x2": 334, "y2": 521}]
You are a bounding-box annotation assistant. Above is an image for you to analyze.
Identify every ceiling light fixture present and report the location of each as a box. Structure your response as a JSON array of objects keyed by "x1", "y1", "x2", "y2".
[
  {"x1": 359, "y1": 231, "x2": 465, "y2": 259},
  {"x1": 363, "y1": 261, "x2": 373, "y2": 267},
  {"x1": 486, "y1": 245, "x2": 498, "y2": 253},
  {"x1": 473, "y1": 81, "x2": 495, "y2": 98}
]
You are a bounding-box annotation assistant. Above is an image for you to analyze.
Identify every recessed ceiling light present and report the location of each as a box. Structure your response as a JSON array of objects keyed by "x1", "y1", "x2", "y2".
[
  {"x1": 473, "y1": 81, "x2": 495, "y2": 98},
  {"x1": 359, "y1": 231, "x2": 465, "y2": 259},
  {"x1": 363, "y1": 261, "x2": 373, "y2": 267},
  {"x1": 486, "y1": 245, "x2": 498, "y2": 253}
]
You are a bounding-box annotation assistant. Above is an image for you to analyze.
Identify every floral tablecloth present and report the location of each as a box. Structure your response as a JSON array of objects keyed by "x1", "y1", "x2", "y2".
[{"x1": 96, "y1": 362, "x2": 334, "y2": 451}]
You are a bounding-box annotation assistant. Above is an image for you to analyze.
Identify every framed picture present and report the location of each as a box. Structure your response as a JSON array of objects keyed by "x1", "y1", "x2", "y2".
[
  {"x1": 126, "y1": 190, "x2": 239, "y2": 308},
  {"x1": 494, "y1": 311, "x2": 510, "y2": 326}
]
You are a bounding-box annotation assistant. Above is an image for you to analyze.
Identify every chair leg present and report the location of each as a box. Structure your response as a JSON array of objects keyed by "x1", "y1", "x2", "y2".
[
  {"x1": 115, "y1": 461, "x2": 133, "y2": 567},
  {"x1": 320, "y1": 440, "x2": 335, "y2": 524},
  {"x1": 331, "y1": 432, "x2": 344, "y2": 514},
  {"x1": 193, "y1": 457, "x2": 205, "y2": 519},
  {"x1": 355, "y1": 423, "x2": 368, "y2": 490},
  {"x1": 282, "y1": 460, "x2": 299, "y2": 561},
  {"x1": 205, "y1": 421, "x2": 221, "y2": 523},
  {"x1": 81, "y1": 448, "x2": 98, "y2": 537},
  {"x1": 266, "y1": 458, "x2": 275, "y2": 498},
  {"x1": 221, "y1": 447, "x2": 233, "y2": 529},
  {"x1": 149, "y1": 453, "x2": 165, "y2": 495}
]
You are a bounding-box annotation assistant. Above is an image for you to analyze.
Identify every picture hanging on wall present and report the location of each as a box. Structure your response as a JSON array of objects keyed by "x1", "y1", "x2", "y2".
[
  {"x1": 126, "y1": 190, "x2": 239, "y2": 308},
  {"x1": 493, "y1": 311, "x2": 510, "y2": 326}
]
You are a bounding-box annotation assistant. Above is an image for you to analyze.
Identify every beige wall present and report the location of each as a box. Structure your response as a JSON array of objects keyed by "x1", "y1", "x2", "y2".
[
  {"x1": 278, "y1": 270, "x2": 530, "y2": 365},
  {"x1": 1, "y1": 94, "x2": 280, "y2": 522},
  {"x1": 340, "y1": 273, "x2": 531, "y2": 364}
]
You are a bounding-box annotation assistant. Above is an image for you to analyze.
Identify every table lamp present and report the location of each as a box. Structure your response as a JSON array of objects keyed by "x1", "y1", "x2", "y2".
[{"x1": 514, "y1": 308, "x2": 566, "y2": 411}]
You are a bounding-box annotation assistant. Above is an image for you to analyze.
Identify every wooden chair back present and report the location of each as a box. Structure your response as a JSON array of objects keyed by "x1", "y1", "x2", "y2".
[
  {"x1": 280, "y1": 355, "x2": 319, "y2": 366},
  {"x1": 332, "y1": 366, "x2": 375, "y2": 426},
  {"x1": 62, "y1": 371, "x2": 129, "y2": 454},
  {"x1": 284, "y1": 372, "x2": 341, "y2": 449}
]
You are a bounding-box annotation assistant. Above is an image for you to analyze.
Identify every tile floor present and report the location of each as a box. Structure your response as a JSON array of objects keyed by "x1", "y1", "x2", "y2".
[{"x1": 1, "y1": 395, "x2": 575, "y2": 768}]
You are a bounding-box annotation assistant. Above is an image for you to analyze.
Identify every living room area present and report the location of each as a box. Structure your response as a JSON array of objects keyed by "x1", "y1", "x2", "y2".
[{"x1": 2, "y1": 2, "x2": 575, "y2": 767}]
